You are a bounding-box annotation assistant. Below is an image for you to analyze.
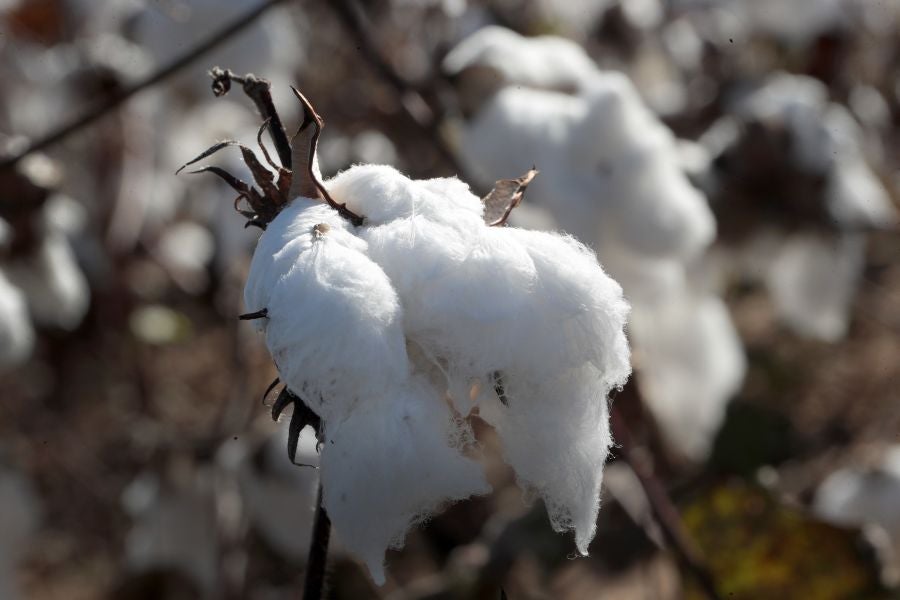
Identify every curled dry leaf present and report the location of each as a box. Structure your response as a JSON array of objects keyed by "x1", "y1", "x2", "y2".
[{"x1": 481, "y1": 168, "x2": 538, "y2": 226}]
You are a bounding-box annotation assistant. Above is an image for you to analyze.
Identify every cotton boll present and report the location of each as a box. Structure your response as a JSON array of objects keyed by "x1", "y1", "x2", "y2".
[
  {"x1": 320, "y1": 375, "x2": 490, "y2": 584},
  {"x1": 244, "y1": 199, "x2": 408, "y2": 422},
  {"x1": 814, "y1": 446, "x2": 900, "y2": 550},
  {"x1": 478, "y1": 363, "x2": 616, "y2": 553},
  {"x1": 0, "y1": 271, "x2": 34, "y2": 370},
  {"x1": 327, "y1": 164, "x2": 484, "y2": 228},
  {"x1": 219, "y1": 427, "x2": 320, "y2": 561},
  {"x1": 123, "y1": 472, "x2": 219, "y2": 594},
  {"x1": 766, "y1": 234, "x2": 865, "y2": 341},
  {"x1": 630, "y1": 294, "x2": 746, "y2": 460},
  {"x1": 442, "y1": 26, "x2": 598, "y2": 92},
  {"x1": 6, "y1": 231, "x2": 90, "y2": 330},
  {"x1": 362, "y1": 210, "x2": 630, "y2": 406},
  {"x1": 458, "y1": 78, "x2": 715, "y2": 261}
]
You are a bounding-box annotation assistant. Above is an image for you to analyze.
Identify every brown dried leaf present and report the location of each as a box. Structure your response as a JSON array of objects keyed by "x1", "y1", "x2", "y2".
[{"x1": 482, "y1": 168, "x2": 538, "y2": 226}]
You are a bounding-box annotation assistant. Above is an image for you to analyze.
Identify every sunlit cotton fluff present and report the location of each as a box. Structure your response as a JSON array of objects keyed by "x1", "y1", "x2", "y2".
[
  {"x1": 329, "y1": 165, "x2": 630, "y2": 552},
  {"x1": 329, "y1": 165, "x2": 631, "y2": 402},
  {"x1": 320, "y1": 374, "x2": 489, "y2": 585},
  {"x1": 243, "y1": 198, "x2": 409, "y2": 422},
  {"x1": 478, "y1": 362, "x2": 617, "y2": 553}
]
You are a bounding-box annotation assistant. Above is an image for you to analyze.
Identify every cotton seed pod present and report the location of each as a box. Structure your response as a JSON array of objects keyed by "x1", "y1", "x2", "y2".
[
  {"x1": 320, "y1": 375, "x2": 490, "y2": 585},
  {"x1": 243, "y1": 198, "x2": 409, "y2": 422}
]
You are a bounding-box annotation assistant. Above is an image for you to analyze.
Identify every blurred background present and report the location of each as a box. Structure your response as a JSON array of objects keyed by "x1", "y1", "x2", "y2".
[{"x1": 1, "y1": 0, "x2": 899, "y2": 598}]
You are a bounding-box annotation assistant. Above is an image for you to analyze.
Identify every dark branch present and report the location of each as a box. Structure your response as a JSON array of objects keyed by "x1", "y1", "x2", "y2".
[
  {"x1": 610, "y1": 397, "x2": 723, "y2": 600},
  {"x1": 0, "y1": 0, "x2": 289, "y2": 172},
  {"x1": 208, "y1": 68, "x2": 293, "y2": 169},
  {"x1": 290, "y1": 88, "x2": 365, "y2": 227},
  {"x1": 238, "y1": 308, "x2": 268, "y2": 321},
  {"x1": 322, "y1": 0, "x2": 475, "y2": 183},
  {"x1": 304, "y1": 485, "x2": 332, "y2": 600}
]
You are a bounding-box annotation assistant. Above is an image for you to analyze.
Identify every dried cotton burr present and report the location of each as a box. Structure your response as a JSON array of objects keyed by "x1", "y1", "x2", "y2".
[
  {"x1": 444, "y1": 26, "x2": 744, "y2": 461},
  {"x1": 182, "y1": 77, "x2": 631, "y2": 584}
]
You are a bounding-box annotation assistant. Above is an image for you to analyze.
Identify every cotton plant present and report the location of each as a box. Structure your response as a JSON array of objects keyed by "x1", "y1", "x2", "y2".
[
  {"x1": 814, "y1": 446, "x2": 900, "y2": 585},
  {"x1": 0, "y1": 152, "x2": 90, "y2": 348},
  {"x1": 443, "y1": 26, "x2": 744, "y2": 461},
  {"x1": 700, "y1": 72, "x2": 898, "y2": 341},
  {"x1": 180, "y1": 76, "x2": 631, "y2": 583}
]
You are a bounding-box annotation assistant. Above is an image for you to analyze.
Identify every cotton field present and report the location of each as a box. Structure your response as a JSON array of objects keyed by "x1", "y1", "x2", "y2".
[{"x1": 1, "y1": 1, "x2": 899, "y2": 598}]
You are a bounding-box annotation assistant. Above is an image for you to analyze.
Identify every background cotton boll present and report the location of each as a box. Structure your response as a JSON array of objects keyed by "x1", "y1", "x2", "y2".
[
  {"x1": 320, "y1": 376, "x2": 490, "y2": 585},
  {"x1": 218, "y1": 427, "x2": 320, "y2": 562},
  {"x1": 6, "y1": 231, "x2": 89, "y2": 330},
  {"x1": 766, "y1": 233, "x2": 865, "y2": 342},
  {"x1": 604, "y1": 150, "x2": 715, "y2": 260},
  {"x1": 478, "y1": 363, "x2": 616, "y2": 554},
  {"x1": 0, "y1": 271, "x2": 34, "y2": 370},
  {"x1": 244, "y1": 200, "x2": 408, "y2": 421},
  {"x1": 630, "y1": 294, "x2": 746, "y2": 460},
  {"x1": 123, "y1": 470, "x2": 219, "y2": 594},
  {"x1": 442, "y1": 26, "x2": 598, "y2": 92}
]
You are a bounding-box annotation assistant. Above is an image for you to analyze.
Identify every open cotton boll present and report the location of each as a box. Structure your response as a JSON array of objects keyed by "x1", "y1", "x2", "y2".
[
  {"x1": 442, "y1": 26, "x2": 599, "y2": 92},
  {"x1": 630, "y1": 294, "x2": 746, "y2": 460},
  {"x1": 0, "y1": 271, "x2": 34, "y2": 370},
  {"x1": 813, "y1": 445, "x2": 900, "y2": 547},
  {"x1": 5, "y1": 232, "x2": 89, "y2": 330},
  {"x1": 766, "y1": 233, "x2": 865, "y2": 341},
  {"x1": 327, "y1": 163, "x2": 485, "y2": 228},
  {"x1": 478, "y1": 363, "x2": 617, "y2": 554},
  {"x1": 359, "y1": 201, "x2": 630, "y2": 408},
  {"x1": 244, "y1": 199, "x2": 408, "y2": 422},
  {"x1": 320, "y1": 375, "x2": 490, "y2": 585},
  {"x1": 458, "y1": 78, "x2": 714, "y2": 261}
]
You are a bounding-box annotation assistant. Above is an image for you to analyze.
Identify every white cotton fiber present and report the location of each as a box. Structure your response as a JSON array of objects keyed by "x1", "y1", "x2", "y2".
[
  {"x1": 320, "y1": 375, "x2": 490, "y2": 585},
  {"x1": 630, "y1": 294, "x2": 746, "y2": 460},
  {"x1": 327, "y1": 164, "x2": 485, "y2": 227},
  {"x1": 766, "y1": 233, "x2": 865, "y2": 341},
  {"x1": 478, "y1": 363, "x2": 615, "y2": 553},
  {"x1": 243, "y1": 199, "x2": 409, "y2": 421},
  {"x1": 343, "y1": 166, "x2": 631, "y2": 403},
  {"x1": 442, "y1": 26, "x2": 598, "y2": 92},
  {"x1": 814, "y1": 446, "x2": 900, "y2": 542},
  {"x1": 6, "y1": 232, "x2": 90, "y2": 331},
  {"x1": 0, "y1": 271, "x2": 34, "y2": 370},
  {"x1": 459, "y1": 77, "x2": 714, "y2": 261}
]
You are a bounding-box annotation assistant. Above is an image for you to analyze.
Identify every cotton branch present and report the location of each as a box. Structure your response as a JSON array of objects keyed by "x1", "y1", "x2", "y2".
[
  {"x1": 609, "y1": 394, "x2": 723, "y2": 600},
  {"x1": 0, "y1": 0, "x2": 289, "y2": 172}
]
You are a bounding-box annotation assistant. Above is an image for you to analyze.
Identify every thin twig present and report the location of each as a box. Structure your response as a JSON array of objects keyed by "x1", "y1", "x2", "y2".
[
  {"x1": 609, "y1": 402, "x2": 723, "y2": 600},
  {"x1": 322, "y1": 0, "x2": 474, "y2": 182},
  {"x1": 0, "y1": 0, "x2": 289, "y2": 171},
  {"x1": 304, "y1": 484, "x2": 332, "y2": 600}
]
